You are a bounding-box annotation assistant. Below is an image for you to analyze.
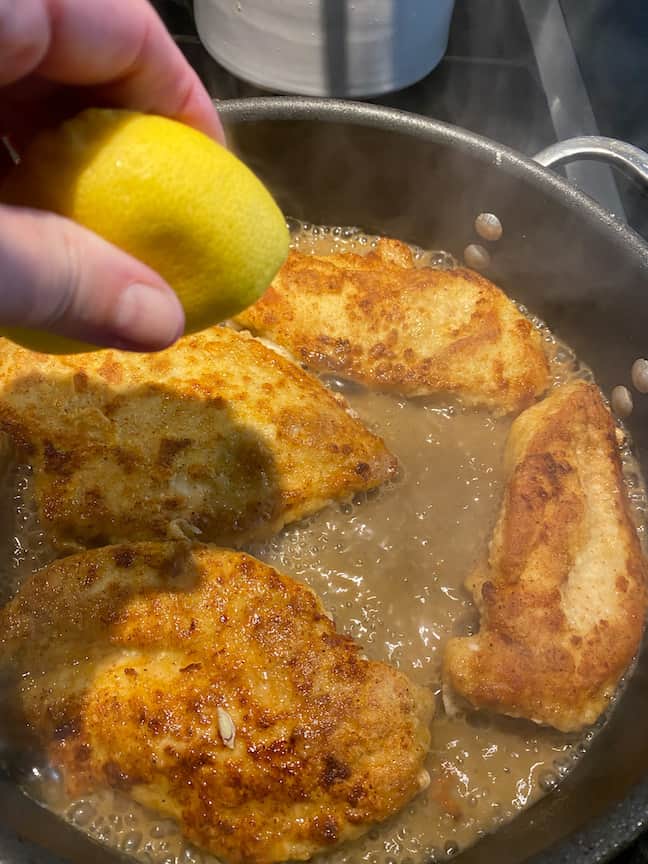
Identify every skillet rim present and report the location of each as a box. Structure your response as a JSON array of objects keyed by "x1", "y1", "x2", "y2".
[{"x1": 217, "y1": 96, "x2": 648, "y2": 277}]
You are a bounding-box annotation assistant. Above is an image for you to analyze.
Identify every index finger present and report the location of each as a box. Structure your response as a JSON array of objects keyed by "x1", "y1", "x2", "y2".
[{"x1": 0, "y1": 0, "x2": 224, "y2": 143}]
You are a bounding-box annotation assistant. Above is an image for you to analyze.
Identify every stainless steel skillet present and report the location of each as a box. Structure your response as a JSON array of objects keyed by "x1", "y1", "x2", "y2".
[{"x1": 3, "y1": 97, "x2": 648, "y2": 864}]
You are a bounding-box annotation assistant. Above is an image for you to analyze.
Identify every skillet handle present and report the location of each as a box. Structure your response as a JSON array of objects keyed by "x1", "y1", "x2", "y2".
[{"x1": 534, "y1": 136, "x2": 648, "y2": 187}]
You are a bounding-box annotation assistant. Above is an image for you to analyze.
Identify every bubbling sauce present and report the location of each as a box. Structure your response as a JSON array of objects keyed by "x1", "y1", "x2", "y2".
[{"x1": 1, "y1": 223, "x2": 646, "y2": 864}]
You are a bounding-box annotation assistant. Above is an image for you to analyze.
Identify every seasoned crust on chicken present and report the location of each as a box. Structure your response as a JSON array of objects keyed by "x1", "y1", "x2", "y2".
[
  {"x1": 0, "y1": 543, "x2": 433, "y2": 864},
  {"x1": 443, "y1": 381, "x2": 648, "y2": 732},
  {"x1": 235, "y1": 239, "x2": 549, "y2": 413},
  {"x1": 0, "y1": 328, "x2": 396, "y2": 553}
]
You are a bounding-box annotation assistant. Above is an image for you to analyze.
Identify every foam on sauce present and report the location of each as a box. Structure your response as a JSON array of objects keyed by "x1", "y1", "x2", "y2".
[{"x1": 0, "y1": 222, "x2": 646, "y2": 864}]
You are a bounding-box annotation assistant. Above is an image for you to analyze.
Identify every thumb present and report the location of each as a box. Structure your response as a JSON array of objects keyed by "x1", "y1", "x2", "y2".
[{"x1": 0, "y1": 204, "x2": 185, "y2": 350}]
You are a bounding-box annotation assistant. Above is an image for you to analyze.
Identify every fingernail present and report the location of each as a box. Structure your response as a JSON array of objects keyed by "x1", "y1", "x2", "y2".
[{"x1": 113, "y1": 283, "x2": 185, "y2": 349}]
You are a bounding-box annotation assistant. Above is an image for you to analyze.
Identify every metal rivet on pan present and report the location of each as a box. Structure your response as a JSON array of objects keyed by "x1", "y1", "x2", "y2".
[
  {"x1": 631, "y1": 358, "x2": 648, "y2": 393},
  {"x1": 463, "y1": 243, "x2": 491, "y2": 270},
  {"x1": 474, "y1": 212, "x2": 503, "y2": 242},
  {"x1": 611, "y1": 385, "x2": 633, "y2": 418}
]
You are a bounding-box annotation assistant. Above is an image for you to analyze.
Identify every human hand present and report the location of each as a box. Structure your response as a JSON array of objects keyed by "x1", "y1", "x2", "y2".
[{"x1": 0, "y1": 0, "x2": 224, "y2": 351}]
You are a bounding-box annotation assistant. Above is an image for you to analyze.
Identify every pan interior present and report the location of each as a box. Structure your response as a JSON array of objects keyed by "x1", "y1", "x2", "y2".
[{"x1": 0, "y1": 223, "x2": 646, "y2": 864}]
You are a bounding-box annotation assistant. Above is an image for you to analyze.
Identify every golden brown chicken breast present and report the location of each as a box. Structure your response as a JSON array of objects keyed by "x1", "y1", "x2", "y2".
[
  {"x1": 443, "y1": 381, "x2": 648, "y2": 732},
  {"x1": 0, "y1": 328, "x2": 396, "y2": 553},
  {"x1": 0, "y1": 542, "x2": 433, "y2": 864},
  {"x1": 235, "y1": 239, "x2": 549, "y2": 413}
]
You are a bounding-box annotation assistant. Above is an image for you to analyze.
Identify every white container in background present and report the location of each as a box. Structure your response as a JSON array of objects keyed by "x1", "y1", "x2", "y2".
[{"x1": 194, "y1": 0, "x2": 456, "y2": 98}]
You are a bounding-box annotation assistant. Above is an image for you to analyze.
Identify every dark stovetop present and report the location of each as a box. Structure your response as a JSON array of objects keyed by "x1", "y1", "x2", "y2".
[{"x1": 153, "y1": 2, "x2": 648, "y2": 861}]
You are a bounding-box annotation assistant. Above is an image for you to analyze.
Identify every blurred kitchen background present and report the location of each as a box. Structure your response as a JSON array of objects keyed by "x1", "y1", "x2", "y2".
[
  {"x1": 152, "y1": 1, "x2": 648, "y2": 860},
  {"x1": 152, "y1": 0, "x2": 648, "y2": 246}
]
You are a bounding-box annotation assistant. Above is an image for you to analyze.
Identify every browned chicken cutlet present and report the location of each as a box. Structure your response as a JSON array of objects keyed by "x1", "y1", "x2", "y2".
[
  {"x1": 0, "y1": 542, "x2": 433, "y2": 864},
  {"x1": 443, "y1": 381, "x2": 648, "y2": 732},
  {"x1": 0, "y1": 328, "x2": 396, "y2": 553},
  {"x1": 235, "y1": 238, "x2": 549, "y2": 413}
]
